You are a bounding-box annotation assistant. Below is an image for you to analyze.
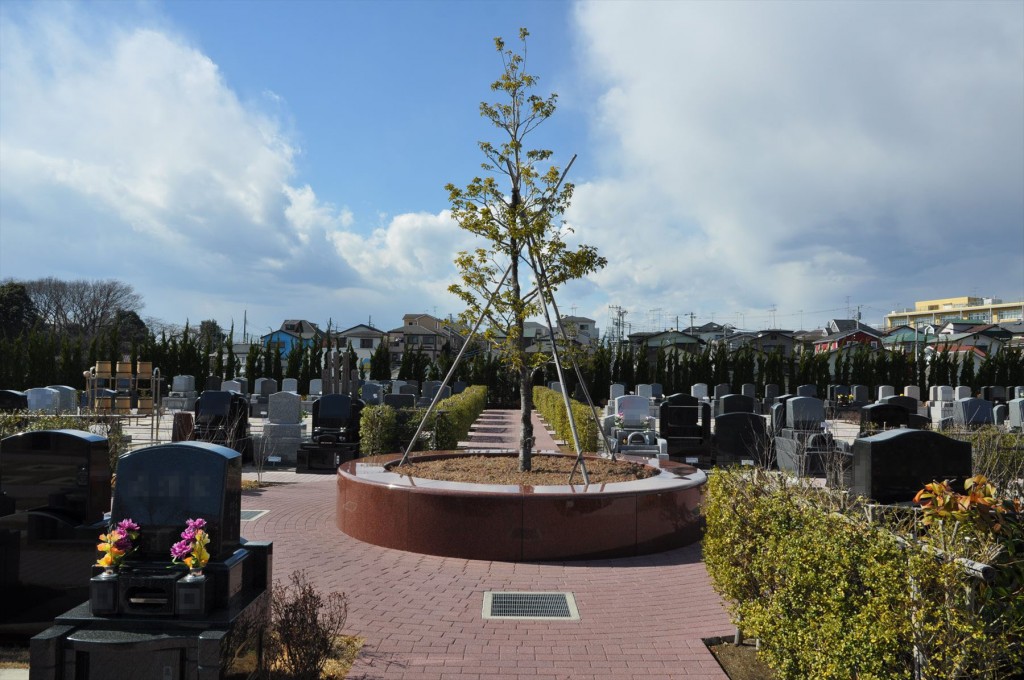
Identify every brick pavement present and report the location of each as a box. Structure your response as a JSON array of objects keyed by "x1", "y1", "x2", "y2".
[{"x1": 240, "y1": 410, "x2": 734, "y2": 679}]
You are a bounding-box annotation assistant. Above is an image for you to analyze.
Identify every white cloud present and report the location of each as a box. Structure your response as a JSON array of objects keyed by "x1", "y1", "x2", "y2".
[{"x1": 570, "y1": 0, "x2": 1024, "y2": 329}]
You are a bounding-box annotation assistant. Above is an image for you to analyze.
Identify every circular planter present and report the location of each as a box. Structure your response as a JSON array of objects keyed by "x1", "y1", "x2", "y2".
[{"x1": 336, "y1": 452, "x2": 707, "y2": 561}]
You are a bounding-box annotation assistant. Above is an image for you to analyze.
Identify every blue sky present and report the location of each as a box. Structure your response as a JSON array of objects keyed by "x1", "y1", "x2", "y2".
[{"x1": 1, "y1": 0, "x2": 1022, "y2": 341}]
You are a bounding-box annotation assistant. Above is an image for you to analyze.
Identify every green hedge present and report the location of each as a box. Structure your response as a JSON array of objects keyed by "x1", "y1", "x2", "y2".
[
  {"x1": 702, "y1": 468, "x2": 1023, "y2": 679},
  {"x1": 532, "y1": 386, "x2": 599, "y2": 452},
  {"x1": 359, "y1": 385, "x2": 487, "y2": 456}
]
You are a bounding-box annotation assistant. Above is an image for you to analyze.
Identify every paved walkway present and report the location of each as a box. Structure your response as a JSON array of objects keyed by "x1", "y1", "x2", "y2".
[{"x1": 241, "y1": 409, "x2": 733, "y2": 679}]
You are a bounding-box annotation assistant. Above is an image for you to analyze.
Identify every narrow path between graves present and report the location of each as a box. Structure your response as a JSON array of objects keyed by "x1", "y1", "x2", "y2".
[{"x1": 242, "y1": 408, "x2": 733, "y2": 679}]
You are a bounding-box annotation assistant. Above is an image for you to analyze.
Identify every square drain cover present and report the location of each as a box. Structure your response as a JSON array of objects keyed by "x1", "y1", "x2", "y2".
[
  {"x1": 240, "y1": 510, "x2": 267, "y2": 521},
  {"x1": 482, "y1": 591, "x2": 579, "y2": 620}
]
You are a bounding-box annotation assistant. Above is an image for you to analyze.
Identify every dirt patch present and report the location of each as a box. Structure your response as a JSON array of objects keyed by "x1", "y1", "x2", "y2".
[
  {"x1": 389, "y1": 454, "x2": 656, "y2": 485},
  {"x1": 0, "y1": 644, "x2": 29, "y2": 669},
  {"x1": 708, "y1": 640, "x2": 777, "y2": 680}
]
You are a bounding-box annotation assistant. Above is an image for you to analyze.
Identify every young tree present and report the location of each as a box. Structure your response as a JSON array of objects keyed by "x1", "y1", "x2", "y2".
[{"x1": 446, "y1": 29, "x2": 606, "y2": 470}]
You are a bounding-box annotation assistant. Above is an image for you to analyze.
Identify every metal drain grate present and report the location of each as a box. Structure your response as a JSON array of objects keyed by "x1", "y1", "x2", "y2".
[
  {"x1": 482, "y1": 591, "x2": 579, "y2": 620},
  {"x1": 240, "y1": 510, "x2": 268, "y2": 521}
]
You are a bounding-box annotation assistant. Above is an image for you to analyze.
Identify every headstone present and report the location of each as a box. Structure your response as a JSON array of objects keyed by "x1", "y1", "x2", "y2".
[
  {"x1": 231, "y1": 377, "x2": 249, "y2": 396},
  {"x1": 0, "y1": 389, "x2": 28, "y2": 412},
  {"x1": 954, "y1": 397, "x2": 994, "y2": 426},
  {"x1": 0, "y1": 429, "x2": 111, "y2": 629},
  {"x1": 193, "y1": 390, "x2": 250, "y2": 459},
  {"x1": 206, "y1": 375, "x2": 222, "y2": 391},
  {"x1": 424, "y1": 381, "x2": 444, "y2": 399},
  {"x1": 391, "y1": 380, "x2": 406, "y2": 392},
  {"x1": 877, "y1": 385, "x2": 895, "y2": 401},
  {"x1": 880, "y1": 395, "x2": 918, "y2": 414},
  {"x1": 770, "y1": 402, "x2": 787, "y2": 432},
  {"x1": 309, "y1": 378, "x2": 323, "y2": 396},
  {"x1": 405, "y1": 380, "x2": 419, "y2": 392},
  {"x1": 796, "y1": 384, "x2": 817, "y2": 398},
  {"x1": 361, "y1": 382, "x2": 382, "y2": 405},
  {"x1": 222, "y1": 379, "x2": 242, "y2": 393},
  {"x1": 955, "y1": 386, "x2": 972, "y2": 400},
  {"x1": 1009, "y1": 398, "x2": 1024, "y2": 430},
  {"x1": 255, "y1": 378, "x2": 277, "y2": 397},
  {"x1": 764, "y1": 384, "x2": 780, "y2": 401},
  {"x1": 45, "y1": 385, "x2": 77, "y2": 413},
  {"x1": 852, "y1": 429, "x2": 972, "y2": 503},
  {"x1": 452, "y1": 381, "x2": 467, "y2": 395},
  {"x1": 936, "y1": 386, "x2": 954, "y2": 402},
  {"x1": 384, "y1": 393, "x2": 416, "y2": 408},
  {"x1": 658, "y1": 393, "x2": 711, "y2": 462},
  {"x1": 26, "y1": 387, "x2": 60, "y2": 414},
  {"x1": 171, "y1": 375, "x2": 196, "y2": 394},
  {"x1": 436, "y1": 386, "x2": 452, "y2": 401},
  {"x1": 929, "y1": 385, "x2": 940, "y2": 402},
  {"x1": 903, "y1": 385, "x2": 921, "y2": 401},
  {"x1": 860, "y1": 403, "x2": 910, "y2": 430},
  {"x1": 268, "y1": 391, "x2": 301, "y2": 424},
  {"x1": 716, "y1": 394, "x2": 757, "y2": 416},
  {"x1": 636, "y1": 384, "x2": 654, "y2": 399},
  {"x1": 650, "y1": 383, "x2": 663, "y2": 398},
  {"x1": 612, "y1": 395, "x2": 651, "y2": 429},
  {"x1": 993, "y1": 404, "x2": 1007, "y2": 427},
  {"x1": 691, "y1": 383, "x2": 709, "y2": 400},
  {"x1": 980, "y1": 386, "x2": 1007, "y2": 405},
  {"x1": 715, "y1": 412, "x2": 769, "y2": 466},
  {"x1": 610, "y1": 384, "x2": 626, "y2": 401},
  {"x1": 741, "y1": 383, "x2": 756, "y2": 399},
  {"x1": 714, "y1": 383, "x2": 732, "y2": 399},
  {"x1": 548, "y1": 381, "x2": 562, "y2": 393},
  {"x1": 281, "y1": 377, "x2": 299, "y2": 393},
  {"x1": 786, "y1": 396, "x2": 825, "y2": 430},
  {"x1": 851, "y1": 385, "x2": 869, "y2": 404},
  {"x1": 1015, "y1": 386, "x2": 1024, "y2": 399},
  {"x1": 399, "y1": 384, "x2": 418, "y2": 396}
]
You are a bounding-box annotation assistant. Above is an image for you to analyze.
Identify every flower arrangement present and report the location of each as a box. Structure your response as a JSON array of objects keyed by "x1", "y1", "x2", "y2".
[
  {"x1": 96, "y1": 518, "x2": 140, "y2": 570},
  {"x1": 170, "y1": 517, "x2": 211, "y2": 571}
]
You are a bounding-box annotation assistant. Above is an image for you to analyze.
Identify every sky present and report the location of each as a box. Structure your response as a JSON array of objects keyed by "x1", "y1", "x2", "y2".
[{"x1": 1, "y1": 0, "x2": 1022, "y2": 342}]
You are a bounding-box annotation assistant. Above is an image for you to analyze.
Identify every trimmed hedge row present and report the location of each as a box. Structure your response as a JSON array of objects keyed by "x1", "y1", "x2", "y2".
[
  {"x1": 702, "y1": 468, "x2": 1023, "y2": 679},
  {"x1": 359, "y1": 385, "x2": 487, "y2": 456},
  {"x1": 532, "y1": 386, "x2": 599, "y2": 452}
]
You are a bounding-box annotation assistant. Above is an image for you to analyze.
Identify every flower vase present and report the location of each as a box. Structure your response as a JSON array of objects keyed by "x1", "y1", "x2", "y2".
[
  {"x1": 186, "y1": 566, "x2": 203, "y2": 580},
  {"x1": 100, "y1": 566, "x2": 117, "y2": 578}
]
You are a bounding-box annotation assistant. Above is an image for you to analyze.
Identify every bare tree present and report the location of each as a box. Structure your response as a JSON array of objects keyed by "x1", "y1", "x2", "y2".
[{"x1": 23, "y1": 277, "x2": 142, "y2": 340}]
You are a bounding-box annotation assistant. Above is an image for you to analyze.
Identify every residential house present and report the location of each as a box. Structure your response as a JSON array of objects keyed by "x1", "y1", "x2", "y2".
[
  {"x1": 726, "y1": 329, "x2": 797, "y2": 358},
  {"x1": 882, "y1": 325, "x2": 938, "y2": 355},
  {"x1": 261, "y1": 320, "x2": 323, "y2": 357},
  {"x1": 812, "y1": 320, "x2": 883, "y2": 354},
  {"x1": 388, "y1": 313, "x2": 465, "y2": 365},
  {"x1": 885, "y1": 296, "x2": 1024, "y2": 329},
  {"x1": 334, "y1": 324, "x2": 386, "y2": 370},
  {"x1": 635, "y1": 329, "x2": 703, "y2": 365}
]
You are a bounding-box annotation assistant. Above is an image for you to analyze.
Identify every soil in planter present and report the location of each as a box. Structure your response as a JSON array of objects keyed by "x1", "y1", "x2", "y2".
[
  {"x1": 390, "y1": 454, "x2": 656, "y2": 486},
  {"x1": 709, "y1": 641, "x2": 777, "y2": 680}
]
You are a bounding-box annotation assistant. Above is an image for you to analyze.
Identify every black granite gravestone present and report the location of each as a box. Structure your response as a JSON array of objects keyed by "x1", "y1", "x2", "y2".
[
  {"x1": 0, "y1": 389, "x2": 28, "y2": 412},
  {"x1": 31, "y1": 442, "x2": 271, "y2": 680},
  {"x1": 953, "y1": 397, "x2": 994, "y2": 427},
  {"x1": 0, "y1": 430, "x2": 111, "y2": 636},
  {"x1": 714, "y1": 394, "x2": 757, "y2": 417},
  {"x1": 193, "y1": 390, "x2": 251, "y2": 459},
  {"x1": 297, "y1": 394, "x2": 365, "y2": 473},
  {"x1": 851, "y1": 429, "x2": 972, "y2": 504},
  {"x1": 714, "y1": 412, "x2": 769, "y2": 467},
  {"x1": 384, "y1": 393, "x2": 416, "y2": 408},
  {"x1": 860, "y1": 403, "x2": 910, "y2": 431},
  {"x1": 980, "y1": 386, "x2": 1007, "y2": 406},
  {"x1": 658, "y1": 393, "x2": 711, "y2": 465}
]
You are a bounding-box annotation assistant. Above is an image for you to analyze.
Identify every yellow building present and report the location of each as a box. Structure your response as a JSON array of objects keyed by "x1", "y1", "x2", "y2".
[{"x1": 885, "y1": 296, "x2": 1024, "y2": 329}]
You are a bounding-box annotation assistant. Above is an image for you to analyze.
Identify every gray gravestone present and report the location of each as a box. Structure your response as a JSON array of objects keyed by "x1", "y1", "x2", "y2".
[
  {"x1": 172, "y1": 375, "x2": 196, "y2": 393},
  {"x1": 268, "y1": 391, "x2": 301, "y2": 423},
  {"x1": 26, "y1": 387, "x2": 60, "y2": 414},
  {"x1": 993, "y1": 404, "x2": 1007, "y2": 427},
  {"x1": 46, "y1": 385, "x2": 77, "y2": 413},
  {"x1": 786, "y1": 396, "x2": 825, "y2": 430},
  {"x1": 936, "y1": 386, "x2": 954, "y2": 402},
  {"x1": 764, "y1": 384, "x2": 780, "y2": 401},
  {"x1": 399, "y1": 384, "x2": 418, "y2": 396},
  {"x1": 636, "y1": 384, "x2": 653, "y2": 399},
  {"x1": 851, "y1": 385, "x2": 869, "y2": 404},
  {"x1": 852, "y1": 429, "x2": 972, "y2": 503},
  {"x1": 548, "y1": 381, "x2": 562, "y2": 394},
  {"x1": 650, "y1": 383, "x2": 663, "y2": 398},
  {"x1": 452, "y1": 381, "x2": 467, "y2": 395},
  {"x1": 1009, "y1": 398, "x2": 1024, "y2": 430},
  {"x1": 796, "y1": 384, "x2": 817, "y2": 398},
  {"x1": 903, "y1": 385, "x2": 921, "y2": 401},
  {"x1": 309, "y1": 378, "x2": 323, "y2": 396},
  {"x1": 222, "y1": 380, "x2": 242, "y2": 393},
  {"x1": 691, "y1": 383, "x2": 709, "y2": 400},
  {"x1": 955, "y1": 386, "x2": 972, "y2": 400},
  {"x1": 361, "y1": 383, "x2": 382, "y2": 405},
  {"x1": 255, "y1": 378, "x2": 277, "y2": 397},
  {"x1": 610, "y1": 384, "x2": 626, "y2": 401},
  {"x1": 231, "y1": 377, "x2": 248, "y2": 396},
  {"x1": 742, "y1": 383, "x2": 756, "y2": 399},
  {"x1": 714, "y1": 383, "x2": 732, "y2": 399},
  {"x1": 954, "y1": 397, "x2": 994, "y2": 426},
  {"x1": 1015, "y1": 386, "x2": 1024, "y2": 399},
  {"x1": 877, "y1": 385, "x2": 895, "y2": 401},
  {"x1": 281, "y1": 378, "x2": 299, "y2": 393}
]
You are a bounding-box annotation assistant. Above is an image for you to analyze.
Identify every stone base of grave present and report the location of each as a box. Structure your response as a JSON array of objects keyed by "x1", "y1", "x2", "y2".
[{"x1": 260, "y1": 423, "x2": 305, "y2": 464}]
